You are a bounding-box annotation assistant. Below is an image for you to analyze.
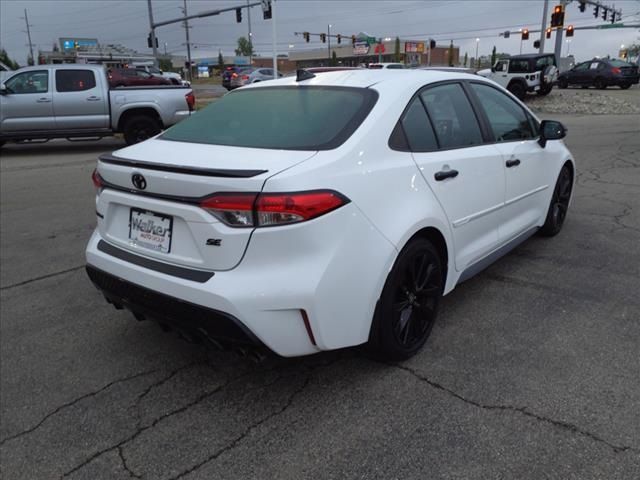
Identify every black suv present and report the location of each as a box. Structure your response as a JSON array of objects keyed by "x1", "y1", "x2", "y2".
[{"x1": 557, "y1": 58, "x2": 639, "y2": 90}]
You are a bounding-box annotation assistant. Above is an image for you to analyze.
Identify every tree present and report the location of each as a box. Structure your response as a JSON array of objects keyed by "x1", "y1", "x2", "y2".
[
  {"x1": 447, "y1": 40, "x2": 454, "y2": 66},
  {"x1": 27, "y1": 54, "x2": 34, "y2": 66},
  {"x1": 394, "y1": 36, "x2": 401, "y2": 63},
  {"x1": 158, "y1": 57, "x2": 172, "y2": 71},
  {"x1": 330, "y1": 50, "x2": 338, "y2": 66},
  {"x1": 234, "y1": 36, "x2": 254, "y2": 57},
  {"x1": 0, "y1": 48, "x2": 20, "y2": 69},
  {"x1": 626, "y1": 43, "x2": 639, "y2": 57},
  {"x1": 463, "y1": 52, "x2": 468, "y2": 67},
  {"x1": 491, "y1": 45, "x2": 497, "y2": 67},
  {"x1": 218, "y1": 51, "x2": 224, "y2": 71}
]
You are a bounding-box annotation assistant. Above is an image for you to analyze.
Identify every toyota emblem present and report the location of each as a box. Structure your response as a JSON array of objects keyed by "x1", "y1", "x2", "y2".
[{"x1": 131, "y1": 173, "x2": 147, "y2": 190}]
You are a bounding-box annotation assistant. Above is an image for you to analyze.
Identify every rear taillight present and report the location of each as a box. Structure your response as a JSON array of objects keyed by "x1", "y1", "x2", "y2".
[
  {"x1": 611, "y1": 67, "x2": 621, "y2": 74},
  {"x1": 185, "y1": 91, "x2": 195, "y2": 111},
  {"x1": 232, "y1": 73, "x2": 238, "y2": 78},
  {"x1": 199, "y1": 190, "x2": 349, "y2": 228},
  {"x1": 241, "y1": 74, "x2": 250, "y2": 80},
  {"x1": 91, "y1": 169, "x2": 104, "y2": 193}
]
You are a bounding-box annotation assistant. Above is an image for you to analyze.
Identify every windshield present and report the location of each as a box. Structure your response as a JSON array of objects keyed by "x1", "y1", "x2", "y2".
[
  {"x1": 610, "y1": 59, "x2": 631, "y2": 67},
  {"x1": 161, "y1": 86, "x2": 378, "y2": 150}
]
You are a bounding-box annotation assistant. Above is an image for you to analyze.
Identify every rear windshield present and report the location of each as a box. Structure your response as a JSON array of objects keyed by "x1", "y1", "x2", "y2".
[
  {"x1": 161, "y1": 86, "x2": 378, "y2": 150},
  {"x1": 610, "y1": 59, "x2": 631, "y2": 67}
]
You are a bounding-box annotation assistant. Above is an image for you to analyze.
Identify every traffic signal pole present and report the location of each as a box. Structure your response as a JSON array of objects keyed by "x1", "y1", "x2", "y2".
[
  {"x1": 147, "y1": 0, "x2": 159, "y2": 63},
  {"x1": 553, "y1": 0, "x2": 567, "y2": 65},
  {"x1": 538, "y1": 0, "x2": 549, "y2": 53}
]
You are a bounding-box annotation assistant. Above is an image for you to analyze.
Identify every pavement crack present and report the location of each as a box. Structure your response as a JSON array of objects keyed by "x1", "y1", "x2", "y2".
[
  {"x1": 118, "y1": 446, "x2": 142, "y2": 479},
  {"x1": 392, "y1": 363, "x2": 639, "y2": 454},
  {"x1": 0, "y1": 265, "x2": 85, "y2": 291},
  {"x1": 0, "y1": 368, "x2": 159, "y2": 446}
]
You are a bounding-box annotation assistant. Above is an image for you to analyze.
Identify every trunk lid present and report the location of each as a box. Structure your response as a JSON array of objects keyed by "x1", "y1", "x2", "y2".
[{"x1": 96, "y1": 138, "x2": 317, "y2": 271}]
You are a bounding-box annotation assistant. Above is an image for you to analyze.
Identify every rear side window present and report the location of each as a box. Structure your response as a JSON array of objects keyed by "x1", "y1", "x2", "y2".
[
  {"x1": 470, "y1": 83, "x2": 534, "y2": 142},
  {"x1": 509, "y1": 59, "x2": 530, "y2": 73},
  {"x1": 420, "y1": 83, "x2": 483, "y2": 149},
  {"x1": 161, "y1": 86, "x2": 378, "y2": 150},
  {"x1": 400, "y1": 97, "x2": 438, "y2": 151},
  {"x1": 55, "y1": 70, "x2": 96, "y2": 92}
]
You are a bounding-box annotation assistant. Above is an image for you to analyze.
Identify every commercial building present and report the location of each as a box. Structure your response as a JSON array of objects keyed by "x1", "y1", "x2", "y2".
[{"x1": 40, "y1": 38, "x2": 155, "y2": 67}]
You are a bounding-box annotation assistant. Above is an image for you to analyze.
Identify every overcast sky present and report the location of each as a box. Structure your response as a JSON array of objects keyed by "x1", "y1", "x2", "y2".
[{"x1": 1, "y1": 0, "x2": 639, "y2": 65}]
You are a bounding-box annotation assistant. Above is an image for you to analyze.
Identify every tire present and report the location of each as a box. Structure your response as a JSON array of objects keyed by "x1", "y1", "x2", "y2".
[
  {"x1": 507, "y1": 81, "x2": 526, "y2": 100},
  {"x1": 558, "y1": 77, "x2": 568, "y2": 89},
  {"x1": 368, "y1": 238, "x2": 444, "y2": 360},
  {"x1": 594, "y1": 77, "x2": 607, "y2": 90},
  {"x1": 539, "y1": 164, "x2": 573, "y2": 237},
  {"x1": 537, "y1": 84, "x2": 553, "y2": 96},
  {"x1": 122, "y1": 115, "x2": 161, "y2": 145},
  {"x1": 620, "y1": 83, "x2": 631, "y2": 90}
]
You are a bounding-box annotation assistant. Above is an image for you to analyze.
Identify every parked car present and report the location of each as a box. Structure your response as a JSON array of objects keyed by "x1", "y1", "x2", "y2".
[
  {"x1": 86, "y1": 69, "x2": 574, "y2": 360},
  {"x1": 222, "y1": 66, "x2": 248, "y2": 90},
  {"x1": 368, "y1": 62, "x2": 405, "y2": 69},
  {"x1": 108, "y1": 68, "x2": 172, "y2": 88},
  {"x1": 477, "y1": 53, "x2": 557, "y2": 99},
  {"x1": 134, "y1": 64, "x2": 188, "y2": 86},
  {"x1": 229, "y1": 67, "x2": 283, "y2": 89},
  {"x1": 0, "y1": 65, "x2": 194, "y2": 146},
  {"x1": 303, "y1": 67, "x2": 364, "y2": 73},
  {"x1": 0, "y1": 60, "x2": 13, "y2": 83},
  {"x1": 557, "y1": 58, "x2": 639, "y2": 90}
]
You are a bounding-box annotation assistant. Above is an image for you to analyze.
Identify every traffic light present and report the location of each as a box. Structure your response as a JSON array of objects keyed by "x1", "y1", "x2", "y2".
[
  {"x1": 146, "y1": 34, "x2": 158, "y2": 49},
  {"x1": 337, "y1": 34, "x2": 341, "y2": 44},
  {"x1": 593, "y1": 6, "x2": 599, "y2": 18},
  {"x1": 236, "y1": 8, "x2": 242, "y2": 23},
  {"x1": 351, "y1": 35, "x2": 356, "y2": 46},
  {"x1": 550, "y1": 5, "x2": 565, "y2": 28},
  {"x1": 320, "y1": 33, "x2": 326, "y2": 43},
  {"x1": 521, "y1": 29, "x2": 529, "y2": 40},
  {"x1": 602, "y1": 8, "x2": 608, "y2": 20},
  {"x1": 503, "y1": 30, "x2": 510, "y2": 39},
  {"x1": 303, "y1": 32, "x2": 309, "y2": 42},
  {"x1": 546, "y1": 27, "x2": 552, "y2": 39},
  {"x1": 262, "y1": 0, "x2": 272, "y2": 20},
  {"x1": 566, "y1": 25, "x2": 574, "y2": 37},
  {"x1": 578, "y1": 1, "x2": 586, "y2": 13},
  {"x1": 534, "y1": 40, "x2": 540, "y2": 49},
  {"x1": 429, "y1": 39, "x2": 436, "y2": 49}
]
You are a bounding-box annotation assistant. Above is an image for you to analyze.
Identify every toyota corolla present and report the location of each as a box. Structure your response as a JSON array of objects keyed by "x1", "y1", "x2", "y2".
[{"x1": 86, "y1": 69, "x2": 574, "y2": 360}]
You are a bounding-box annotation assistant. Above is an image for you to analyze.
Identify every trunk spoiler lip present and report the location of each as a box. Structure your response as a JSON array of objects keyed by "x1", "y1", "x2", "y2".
[{"x1": 98, "y1": 153, "x2": 268, "y2": 178}]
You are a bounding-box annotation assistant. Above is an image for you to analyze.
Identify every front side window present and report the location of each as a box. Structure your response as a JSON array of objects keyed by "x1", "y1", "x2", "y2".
[
  {"x1": 55, "y1": 70, "x2": 96, "y2": 92},
  {"x1": 495, "y1": 61, "x2": 508, "y2": 72},
  {"x1": 5, "y1": 70, "x2": 48, "y2": 94},
  {"x1": 161, "y1": 86, "x2": 378, "y2": 150},
  {"x1": 420, "y1": 83, "x2": 483, "y2": 149},
  {"x1": 470, "y1": 83, "x2": 534, "y2": 142}
]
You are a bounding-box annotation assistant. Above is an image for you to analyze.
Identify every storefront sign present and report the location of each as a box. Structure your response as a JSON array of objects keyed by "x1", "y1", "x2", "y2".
[{"x1": 353, "y1": 42, "x2": 370, "y2": 55}]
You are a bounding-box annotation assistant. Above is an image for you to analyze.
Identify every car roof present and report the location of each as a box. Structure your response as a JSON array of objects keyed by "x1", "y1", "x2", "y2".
[
  {"x1": 244, "y1": 68, "x2": 487, "y2": 92},
  {"x1": 510, "y1": 53, "x2": 554, "y2": 59}
]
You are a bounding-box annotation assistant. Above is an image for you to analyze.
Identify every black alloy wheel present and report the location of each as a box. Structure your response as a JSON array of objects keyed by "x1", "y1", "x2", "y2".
[
  {"x1": 540, "y1": 165, "x2": 573, "y2": 237},
  {"x1": 557, "y1": 77, "x2": 568, "y2": 89},
  {"x1": 123, "y1": 115, "x2": 161, "y2": 145},
  {"x1": 620, "y1": 83, "x2": 631, "y2": 90},
  {"x1": 594, "y1": 77, "x2": 607, "y2": 90},
  {"x1": 508, "y1": 81, "x2": 526, "y2": 100},
  {"x1": 368, "y1": 238, "x2": 443, "y2": 360}
]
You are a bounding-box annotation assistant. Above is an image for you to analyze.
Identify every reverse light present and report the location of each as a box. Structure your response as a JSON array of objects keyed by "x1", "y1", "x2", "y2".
[{"x1": 199, "y1": 190, "x2": 349, "y2": 228}]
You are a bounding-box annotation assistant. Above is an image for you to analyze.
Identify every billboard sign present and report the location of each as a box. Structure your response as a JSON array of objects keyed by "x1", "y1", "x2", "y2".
[
  {"x1": 353, "y1": 41, "x2": 370, "y2": 55},
  {"x1": 405, "y1": 42, "x2": 425, "y2": 54},
  {"x1": 60, "y1": 38, "x2": 98, "y2": 51}
]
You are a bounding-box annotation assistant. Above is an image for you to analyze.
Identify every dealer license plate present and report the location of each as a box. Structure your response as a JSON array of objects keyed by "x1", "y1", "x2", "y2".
[{"x1": 129, "y1": 208, "x2": 173, "y2": 253}]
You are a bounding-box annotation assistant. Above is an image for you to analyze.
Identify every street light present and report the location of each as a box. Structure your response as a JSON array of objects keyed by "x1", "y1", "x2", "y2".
[
  {"x1": 328, "y1": 24, "x2": 332, "y2": 64},
  {"x1": 475, "y1": 38, "x2": 480, "y2": 69}
]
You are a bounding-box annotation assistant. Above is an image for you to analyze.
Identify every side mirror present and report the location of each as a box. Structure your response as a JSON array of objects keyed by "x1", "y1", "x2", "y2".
[
  {"x1": 538, "y1": 120, "x2": 567, "y2": 148},
  {"x1": 0, "y1": 83, "x2": 7, "y2": 95}
]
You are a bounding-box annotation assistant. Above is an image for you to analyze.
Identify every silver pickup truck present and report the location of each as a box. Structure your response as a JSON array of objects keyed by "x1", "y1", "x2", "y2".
[{"x1": 0, "y1": 64, "x2": 194, "y2": 146}]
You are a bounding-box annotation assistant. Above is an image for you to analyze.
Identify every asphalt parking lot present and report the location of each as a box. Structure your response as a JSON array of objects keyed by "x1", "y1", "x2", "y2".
[{"x1": 1, "y1": 112, "x2": 639, "y2": 479}]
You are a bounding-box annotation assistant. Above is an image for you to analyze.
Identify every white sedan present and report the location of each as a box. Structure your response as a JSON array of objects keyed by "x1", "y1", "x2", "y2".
[{"x1": 86, "y1": 69, "x2": 574, "y2": 359}]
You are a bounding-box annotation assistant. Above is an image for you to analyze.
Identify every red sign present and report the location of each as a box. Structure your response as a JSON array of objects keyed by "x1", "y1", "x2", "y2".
[{"x1": 374, "y1": 44, "x2": 386, "y2": 54}]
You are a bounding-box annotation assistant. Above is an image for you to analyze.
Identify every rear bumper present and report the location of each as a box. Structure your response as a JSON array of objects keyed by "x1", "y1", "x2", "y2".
[{"x1": 86, "y1": 265, "x2": 261, "y2": 348}]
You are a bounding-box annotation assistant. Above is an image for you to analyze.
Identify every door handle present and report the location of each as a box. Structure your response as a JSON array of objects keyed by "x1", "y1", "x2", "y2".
[
  {"x1": 506, "y1": 159, "x2": 521, "y2": 168},
  {"x1": 36, "y1": 98, "x2": 51, "y2": 103},
  {"x1": 86, "y1": 96, "x2": 101, "y2": 101},
  {"x1": 434, "y1": 169, "x2": 459, "y2": 181}
]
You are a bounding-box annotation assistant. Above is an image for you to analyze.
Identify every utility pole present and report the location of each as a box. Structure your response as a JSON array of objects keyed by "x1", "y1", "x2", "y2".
[
  {"x1": 539, "y1": 0, "x2": 549, "y2": 53},
  {"x1": 247, "y1": 0, "x2": 253, "y2": 64},
  {"x1": 146, "y1": 0, "x2": 159, "y2": 63},
  {"x1": 271, "y1": 0, "x2": 277, "y2": 77},
  {"x1": 327, "y1": 24, "x2": 331, "y2": 64},
  {"x1": 182, "y1": 0, "x2": 193, "y2": 82},
  {"x1": 23, "y1": 9, "x2": 35, "y2": 65},
  {"x1": 553, "y1": 0, "x2": 567, "y2": 65}
]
